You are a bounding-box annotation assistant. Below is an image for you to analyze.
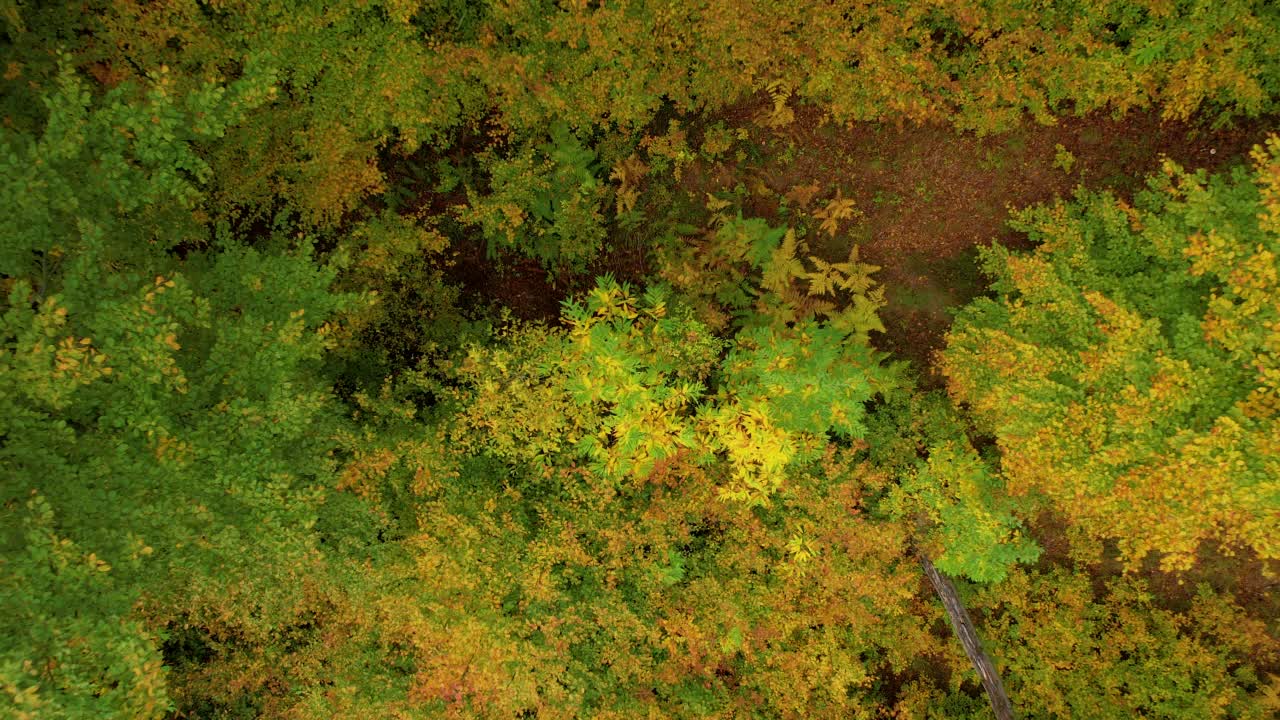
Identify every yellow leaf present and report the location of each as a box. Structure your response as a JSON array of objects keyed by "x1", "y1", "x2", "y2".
[{"x1": 812, "y1": 190, "x2": 859, "y2": 238}]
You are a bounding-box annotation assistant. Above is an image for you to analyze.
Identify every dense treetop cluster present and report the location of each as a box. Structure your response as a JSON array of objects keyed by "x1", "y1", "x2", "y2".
[{"x1": 2, "y1": 2, "x2": 1277, "y2": 718}]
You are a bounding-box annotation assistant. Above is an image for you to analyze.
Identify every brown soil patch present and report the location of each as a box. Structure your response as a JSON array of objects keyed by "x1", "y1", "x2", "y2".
[
  {"x1": 446, "y1": 234, "x2": 653, "y2": 325},
  {"x1": 683, "y1": 102, "x2": 1276, "y2": 384}
]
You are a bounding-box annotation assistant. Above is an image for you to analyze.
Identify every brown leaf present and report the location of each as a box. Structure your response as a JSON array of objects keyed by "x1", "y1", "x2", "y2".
[{"x1": 785, "y1": 182, "x2": 822, "y2": 209}]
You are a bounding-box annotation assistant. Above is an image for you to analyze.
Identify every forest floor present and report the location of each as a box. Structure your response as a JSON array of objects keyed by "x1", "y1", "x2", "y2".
[
  {"x1": 441, "y1": 101, "x2": 1274, "y2": 386},
  {"x1": 678, "y1": 102, "x2": 1276, "y2": 385}
]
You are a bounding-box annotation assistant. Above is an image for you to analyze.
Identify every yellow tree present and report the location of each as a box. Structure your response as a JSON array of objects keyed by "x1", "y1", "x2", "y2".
[{"x1": 942, "y1": 137, "x2": 1280, "y2": 572}]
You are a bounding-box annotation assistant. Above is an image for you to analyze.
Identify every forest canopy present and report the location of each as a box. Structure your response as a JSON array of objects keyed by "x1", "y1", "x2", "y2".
[{"x1": 1, "y1": 1, "x2": 1278, "y2": 718}]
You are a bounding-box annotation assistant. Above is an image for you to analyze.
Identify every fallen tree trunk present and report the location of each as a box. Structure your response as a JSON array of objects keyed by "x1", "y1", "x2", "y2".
[{"x1": 920, "y1": 555, "x2": 1016, "y2": 720}]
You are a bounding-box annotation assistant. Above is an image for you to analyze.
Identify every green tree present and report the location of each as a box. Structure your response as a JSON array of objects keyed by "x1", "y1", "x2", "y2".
[
  {"x1": 0, "y1": 48, "x2": 357, "y2": 719},
  {"x1": 866, "y1": 390, "x2": 1042, "y2": 582}
]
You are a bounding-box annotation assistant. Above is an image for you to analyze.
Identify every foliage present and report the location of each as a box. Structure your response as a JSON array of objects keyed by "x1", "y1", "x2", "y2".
[
  {"x1": 1, "y1": 495, "x2": 168, "y2": 719},
  {"x1": 942, "y1": 136, "x2": 1280, "y2": 572},
  {"x1": 0, "y1": 54, "x2": 275, "y2": 279},
  {"x1": 325, "y1": 384, "x2": 948, "y2": 719},
  {"x1": 658, "y1": 213, "x2": 886, "y2": 339},
  {"x1": 460, "y1": 122, "x2": 610, "y2": 269},
  {"x1": 323, "y1": 209, "x2": 483, "y2": 386},
  {"x1": 455, "y1": 272, "x2": 892, "y2": 505},
  {"x1": 0, "y1": 46, "x2": 360, "y2": 717},
  {"x1": 1053, "y1": 143, "x2": 1077, "y2": 174},
  {"x1": 0, "y1": 242, "x2": 356, "y2": 717},
  {"x1": 3, "y1": 1, "x2": 1279, "y2": 717},
  {"x1": 867, "y1": 391, "x2": 1042, "y2": 582},
  {"x1": 966, "y1": 567, "x2": 1280, "y2": 718},
  {"x1": 9, "y1": 0, "x2": 1274, "y2": 236}
]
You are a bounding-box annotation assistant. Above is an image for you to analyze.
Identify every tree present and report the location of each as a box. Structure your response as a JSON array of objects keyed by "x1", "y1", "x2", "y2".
[
  {"x1": 455, "y1": 258, "x2": 888, "y2": 506},
  {"x1": 941, "y1": 136, "x2": 1280, "y2": 572},
  {"x1": 0, "y1": 49, "x2": 357, "y2": 719},
  {"x1": 962, "y1": 567, "x2": 1280, "y2": 719}
]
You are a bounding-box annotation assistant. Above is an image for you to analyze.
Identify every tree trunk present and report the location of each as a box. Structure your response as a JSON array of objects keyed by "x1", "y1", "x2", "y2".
[{"x1": 920, "y1": 555, "x2": 1016, "y2": 720}]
